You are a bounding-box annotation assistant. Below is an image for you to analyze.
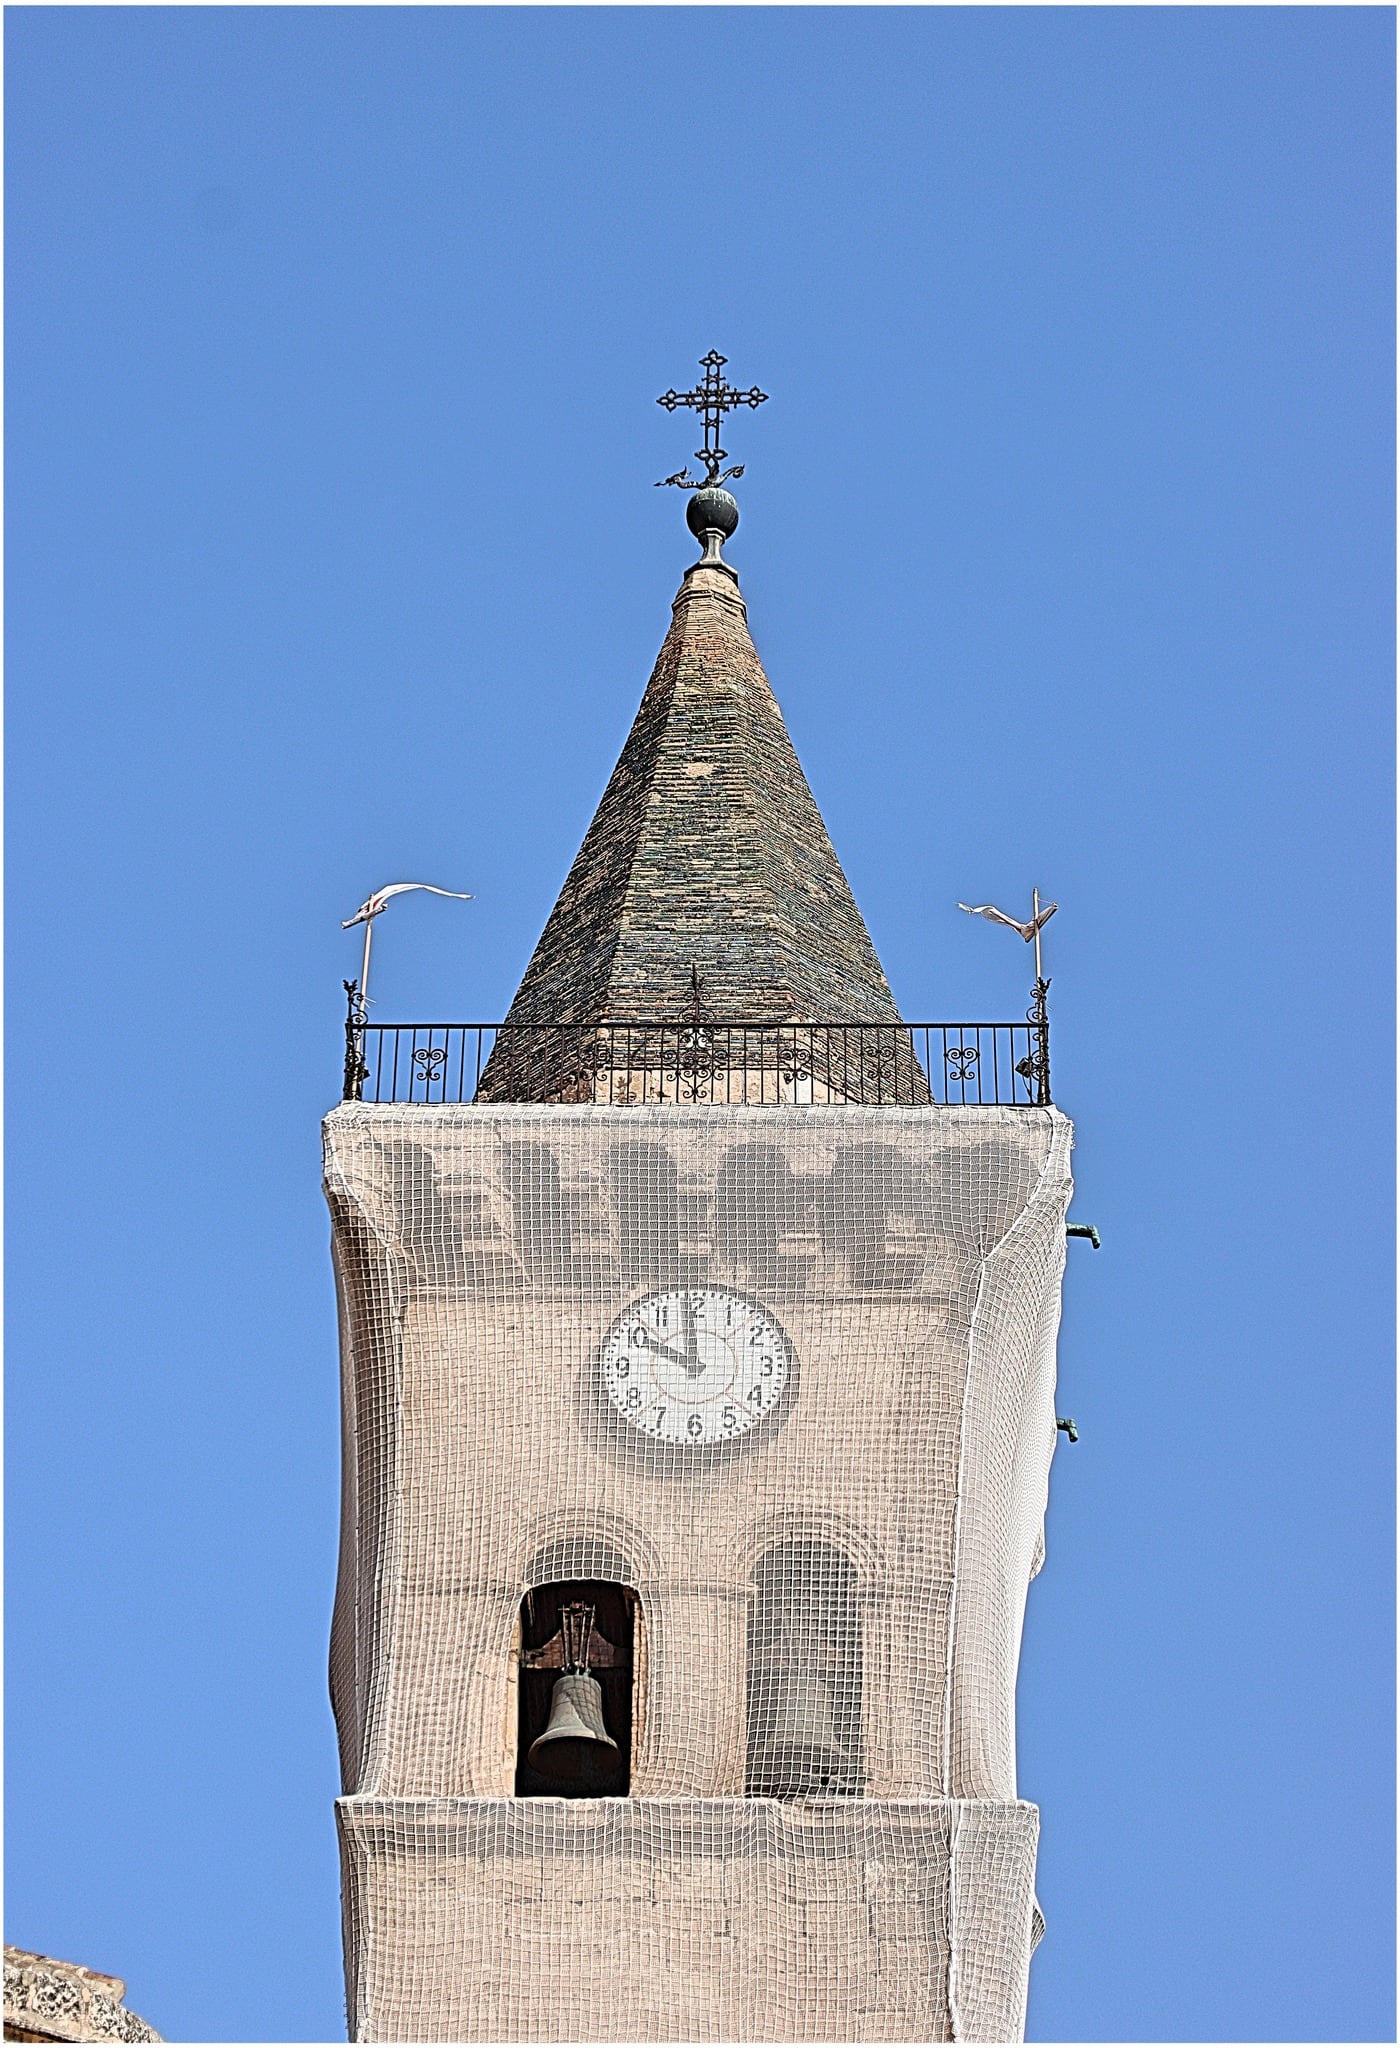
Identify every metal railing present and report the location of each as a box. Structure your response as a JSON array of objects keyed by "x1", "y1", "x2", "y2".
[{"x1": 341, "y1": 985, "x2": 1052, "y2": 1109}]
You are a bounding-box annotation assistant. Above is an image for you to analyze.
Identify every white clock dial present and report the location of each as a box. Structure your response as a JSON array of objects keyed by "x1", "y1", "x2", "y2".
[{"x1": 601, "y1": 1287, "x2": 793, "y2": 1446}]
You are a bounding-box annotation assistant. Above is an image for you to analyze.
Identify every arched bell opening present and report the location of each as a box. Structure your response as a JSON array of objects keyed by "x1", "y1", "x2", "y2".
[
  {"x1": 746, "y1": 1541, "x2": 864, "y2": 1798},
  {"x1": 515, "y1": 1580, "x2": 636, "y2": 1798}
]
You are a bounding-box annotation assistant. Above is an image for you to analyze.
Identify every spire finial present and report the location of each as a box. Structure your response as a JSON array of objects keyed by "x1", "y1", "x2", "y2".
[
  {"x1": 656, "y1": 352, "x2": 765, "y2": 570},
  {"x1": 655, "y1": 350, "x2": 767, "y2": 491}
]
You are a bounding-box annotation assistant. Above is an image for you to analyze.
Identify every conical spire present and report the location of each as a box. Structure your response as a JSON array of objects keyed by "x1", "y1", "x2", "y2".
[{"x1": 497, "y1": 514, "x2": 903, "y2": 1031}]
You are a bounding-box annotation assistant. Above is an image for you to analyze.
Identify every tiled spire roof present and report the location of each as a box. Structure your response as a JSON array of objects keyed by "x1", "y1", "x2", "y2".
[{"x1": 499, "y1": 533, "x2": 902, "y2": 1028}]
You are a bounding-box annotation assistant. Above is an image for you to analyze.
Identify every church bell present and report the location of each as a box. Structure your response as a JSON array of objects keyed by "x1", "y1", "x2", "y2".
[
  {"x1": 528, "y1": 1673, "x2": 620, "y2": 1786},
  {"x1": 748, "y1": 1671, "x2": 849, "y2": 1796},
  {"x1": 525, "y1": 1601, "x2": 622, "y2": 1789}
]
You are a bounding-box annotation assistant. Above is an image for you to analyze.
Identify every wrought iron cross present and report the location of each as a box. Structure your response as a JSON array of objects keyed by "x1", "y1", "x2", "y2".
[{"x1": 656, "y1": 350, "x2": 768, "y2": 489}]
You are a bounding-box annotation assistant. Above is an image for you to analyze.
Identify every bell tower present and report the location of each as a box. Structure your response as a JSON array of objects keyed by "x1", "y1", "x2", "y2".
[{"x1": 325, "y1": 360, "x2": 1072, "y2": 2042}]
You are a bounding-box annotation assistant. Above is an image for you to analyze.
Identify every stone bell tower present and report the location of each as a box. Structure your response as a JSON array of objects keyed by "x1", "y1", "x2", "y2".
[{"x1": 325, "y1": 357, "x2": 1072, "y2": 2043}]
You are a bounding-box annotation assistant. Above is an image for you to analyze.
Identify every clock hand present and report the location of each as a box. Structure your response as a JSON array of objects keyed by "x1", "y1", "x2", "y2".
[
  {"x1": 636, "y1": 1319, "x2": 710, "y2": 1381},
  {"x1": 679, "y1": 1292, "x2": 705, "y2": 1378},
  {"x1": 638, "y1": 1333, "x2": 694, "y2": 1371}
]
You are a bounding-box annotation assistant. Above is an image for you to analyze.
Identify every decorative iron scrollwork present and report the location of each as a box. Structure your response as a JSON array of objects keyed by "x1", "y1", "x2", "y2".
[
  {"x1": 1015, "y1": 978, "x2": 1052, "y2": 1105},
  {"x1": 945, "y1": 1043, "x2": 980, "y2": 1084},
  {"x1": 857, "y1": 1032, "x2": 898, "y2": 1101},
  {"x1": 565, "y1": 1030, "x2": 609, "y2": 1103},
  {"x1": 342, "y1": 979, "x2": 369, "y2": 1101},
  {"x1": 778, "y1": 1031, "x2": 813, "y2": 1100},
  {"x1": 655, "y1": 350, "x2": 768, "y2": 489},
  {"x1": 674, "y1": 1035, "x2": 722, "y2": 1102},
  {"x1": 412, "y1": 1045, "x2": 447, "y2": 1089},
  {"x1": 664, "y1": 964, "x2": 724, "y2": 1102}
]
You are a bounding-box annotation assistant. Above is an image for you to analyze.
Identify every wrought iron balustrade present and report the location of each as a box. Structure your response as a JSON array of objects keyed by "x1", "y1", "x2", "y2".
[{"x1": 341, "y1": 997, "x2": 1051, "y2": 1110}]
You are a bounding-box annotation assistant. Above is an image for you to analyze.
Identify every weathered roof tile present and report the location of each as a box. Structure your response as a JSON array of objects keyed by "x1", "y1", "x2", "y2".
[{"x1": 499, "y1": 556, "x2": 901, "y2": 1028}]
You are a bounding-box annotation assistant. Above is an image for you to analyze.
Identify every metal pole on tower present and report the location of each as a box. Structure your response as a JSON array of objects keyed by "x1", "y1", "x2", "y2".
[{"x1": 360, "y1": 913, "x2": 376, "y2": 1011}]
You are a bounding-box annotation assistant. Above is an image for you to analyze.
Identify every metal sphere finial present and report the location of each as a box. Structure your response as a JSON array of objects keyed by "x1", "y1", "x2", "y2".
[{"x1": 686, "y1": 487, "x2": 739, "y2": 542}]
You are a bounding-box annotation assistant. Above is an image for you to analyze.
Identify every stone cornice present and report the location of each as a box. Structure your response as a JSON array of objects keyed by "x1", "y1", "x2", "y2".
[{"x1": 3, "y1": 1949, "x2": 160, "y2": 2044}]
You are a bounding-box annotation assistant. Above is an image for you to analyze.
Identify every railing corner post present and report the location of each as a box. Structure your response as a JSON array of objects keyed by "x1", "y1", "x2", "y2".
[
  {"x1": 343, "y1": 979, "x2": 367, "y2": 1102},
  {"x1": 1032, "y1": 976, "x2": 1051, "y2": 1106}
]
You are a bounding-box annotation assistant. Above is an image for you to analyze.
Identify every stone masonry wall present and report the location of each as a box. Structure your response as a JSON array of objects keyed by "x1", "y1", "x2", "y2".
[{"x1": 324, "y1": 1102, "x2": 1070, "y2": 2043}]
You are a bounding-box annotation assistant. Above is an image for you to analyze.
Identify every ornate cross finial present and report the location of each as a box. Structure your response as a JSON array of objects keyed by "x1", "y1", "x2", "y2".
[{"x1": 656, "y1": 350, "x2": 768, "y2": 489}]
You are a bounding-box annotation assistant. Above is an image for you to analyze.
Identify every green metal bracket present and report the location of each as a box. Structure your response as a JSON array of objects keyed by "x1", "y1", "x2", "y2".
[{"x1": 1066, "y1": 1223, "x2": 1101, "y2": 1248}]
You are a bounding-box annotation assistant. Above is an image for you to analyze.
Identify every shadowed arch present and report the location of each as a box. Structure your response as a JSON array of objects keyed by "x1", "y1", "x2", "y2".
[
  {"x1": 745, "y1": 1537, "x2": 864, "y2": 1798},
  {"x1": 508, "y1": 1507, "x2": 663, "y2": 1592},
  {"x1": 728, "y1": 1506, "x2": 891, "y2": 1591}
]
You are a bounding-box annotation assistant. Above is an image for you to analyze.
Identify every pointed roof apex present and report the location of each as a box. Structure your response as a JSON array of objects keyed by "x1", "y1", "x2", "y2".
[{"x1": 493, "y1": 419, "x2": 902, "y2": 1036}]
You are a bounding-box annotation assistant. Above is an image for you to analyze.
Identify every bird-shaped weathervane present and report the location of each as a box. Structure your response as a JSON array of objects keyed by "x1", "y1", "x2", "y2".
[
  {"x1": 341, "y1": 881, "x2": 473, "y2": 1014},
  {"x1": 958, "y1": 888, "x2": 1058, "y2": 983}
]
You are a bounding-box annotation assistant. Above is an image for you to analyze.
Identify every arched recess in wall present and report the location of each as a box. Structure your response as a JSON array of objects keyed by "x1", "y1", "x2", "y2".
[
  {"x1": 746, "y1": 1540, "x2": 864, "y2": 1798},
  {"x1": 716, "y1": 1142, "x2": 806, "y2": 1293},
  {"x1": 500, "y1": 1139, "x2": 573, "y2": 1285},
  {"x1": 729, "y1": 1506, "x2": 891, "y2": 1590},
  {"x1": 820, "y1": 1141, "x2": 928, "y2": 1293},
  {"x1": 512, "y1": 1510, "x2": 662, "y2": 1591},
  {"x1": 514, "y1": 1578, "x2": 638, "y2": 1799},
  {"x1": 608, "y1": 1141, "x2": 679, "y2": 1289}
]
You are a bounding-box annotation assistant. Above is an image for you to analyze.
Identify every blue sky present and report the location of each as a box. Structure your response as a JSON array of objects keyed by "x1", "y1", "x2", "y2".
[{"x1": 5, "y1": 7, "x2": 1393, "y2": 2041}]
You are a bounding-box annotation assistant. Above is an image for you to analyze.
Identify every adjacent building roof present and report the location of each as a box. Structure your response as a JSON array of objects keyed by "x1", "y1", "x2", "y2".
[{"x1": 3, "y1": 1949, "x2": 160, "y2": 2045}]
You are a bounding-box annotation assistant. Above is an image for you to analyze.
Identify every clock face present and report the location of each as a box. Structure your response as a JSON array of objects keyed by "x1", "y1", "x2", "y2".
[{"x1": 601, "y1": 1287, "x2": 793, "y2": 1446}]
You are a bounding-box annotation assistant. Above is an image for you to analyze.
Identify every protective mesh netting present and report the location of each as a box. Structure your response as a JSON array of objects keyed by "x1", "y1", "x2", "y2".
[{"x1": 326, "y1": 1104, "x2": 1072, "y2": 2043}]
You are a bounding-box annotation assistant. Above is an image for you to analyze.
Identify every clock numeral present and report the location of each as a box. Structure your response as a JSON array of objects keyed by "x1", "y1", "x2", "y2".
[
  {"x1": 748, "y1": 1384, "x2": 764, "y2": 1408},
  {"x1": 760, "y1": 1355, "x2": 774, "y2": 1375},
  {"x1": 614, "y1": 1357, "x2": 630, "y2": 1379},
  {"x1": 749, "y1": 1326, "x2": 765, "y2": 1345},
  {"x1": 625, "y1": 1387, "x2": 641, "y2": 1409},
  {"x1": 722, "y1": 1406, "x2": 738, "y2": 1432},
  {"x1": 630, "y1": 1327, "x2": 646, "y2": 1348},
  {"x1": 687, "y1": 1413, "x2": 703, "y2": 1440},
  {"x1": 651, "y1": 1405, "x2": 666, "y2": 1431}
]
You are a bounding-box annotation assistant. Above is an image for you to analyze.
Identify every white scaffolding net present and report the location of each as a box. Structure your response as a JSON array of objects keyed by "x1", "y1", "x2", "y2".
[{"x1": 325, "y1": 1104, "x2": 1072, "y2": 2042}]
